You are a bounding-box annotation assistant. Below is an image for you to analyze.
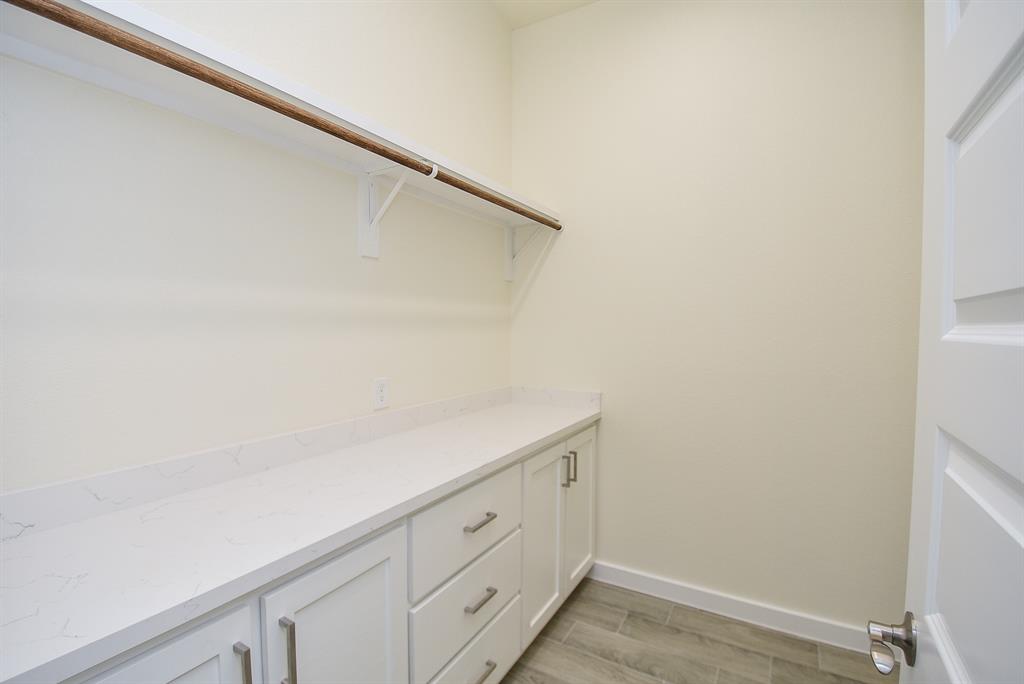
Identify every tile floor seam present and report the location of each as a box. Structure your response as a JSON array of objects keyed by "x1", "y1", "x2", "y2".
[
  {"x1": 582, "y1": 619, "x2": 734, "y2": 683},
  {"x1": 616, "y1": 609, "x2": 628, "y2": 634},
  {"x1": 562, "y1": 619, "x2": 578, "y2": 644},
  {"x1": 617, "y1": 616, "x2": 773, "y2": 684},
  {"x1": 664, "y1": 603, "x2": 674, "y2": 625},
  {"x1": 551, "y1": 631, "x2": 665, "y2": 684}
]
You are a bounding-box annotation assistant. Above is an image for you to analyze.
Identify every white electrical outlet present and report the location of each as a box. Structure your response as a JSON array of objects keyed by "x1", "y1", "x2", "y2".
[{"x1": 372, "y1": 377, "x2": 389, "y2": 410}]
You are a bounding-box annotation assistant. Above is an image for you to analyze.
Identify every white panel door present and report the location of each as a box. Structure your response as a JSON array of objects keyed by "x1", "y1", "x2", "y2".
[
  {"x1": 563, "y1": 426, "x2": 596, "y2": 592},
  {"x1": 904, "y1": 2, "x2": 1024, "y2": 683},
  {"x1": 520, "y1": 442, "x2": 567, "y2": 646},
  {"x1": 88, "y1": 607, "x2": 256, "y2": 684},
  {"x1": 261, "y1": 527, "x2": 407, "y2": 684}
]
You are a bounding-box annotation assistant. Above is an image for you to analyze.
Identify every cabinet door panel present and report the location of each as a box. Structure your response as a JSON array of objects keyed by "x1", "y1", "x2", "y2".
[
  {"x1": 262, "y1": 527, "x2": 407, "y2": 684},
  {"x1": 89, "y1": 607, "x2": 255, "y2": 684},
  {"x1": 520, "y1": 442, "x2": 566, "y2": 646},
  {"x1": 564, "y1": 426, "x2": 596, "y2": 591}
]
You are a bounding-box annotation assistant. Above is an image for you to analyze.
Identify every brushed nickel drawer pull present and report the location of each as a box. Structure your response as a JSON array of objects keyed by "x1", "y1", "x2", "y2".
[
  {"x1": 233, "y1": 642, "x2": 253, "y2": 684},
  {"x1": 472, "y1": 660, "x2": 498, "y2": 684},
  {"x1": 561, "y1": 454, "x2": 571, "y2": 488},
  {"x1": 463, "y1": 511, "x2": 498, "y2": 533},
  {"x1": 569, "y1": 450, "x2": 579, "y2": 483},
  {"x1": 464, "y1": 586, "x2": 498, "y2": 614},
  {"x1": 279, "y1": 616, "x2": 297, "y2": 684}
]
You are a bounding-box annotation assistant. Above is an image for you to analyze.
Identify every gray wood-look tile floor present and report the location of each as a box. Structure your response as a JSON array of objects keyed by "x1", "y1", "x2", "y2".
[{"x1": 502, "y1": 580, "x2": 896, "y2": 684}]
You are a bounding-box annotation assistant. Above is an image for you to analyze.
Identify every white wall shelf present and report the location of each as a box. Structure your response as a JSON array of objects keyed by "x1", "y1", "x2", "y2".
[{"x1": 0, "y1": 0, "x2": 561, "y2": 272}]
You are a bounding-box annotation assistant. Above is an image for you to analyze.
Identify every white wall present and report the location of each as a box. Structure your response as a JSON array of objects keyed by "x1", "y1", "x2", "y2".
[
  {"x1": 0, "y1": 0, "x2": 513, "y2": 492},
  {"x1": 509, "y1": 1, "x2": 923, "y2": 628}
]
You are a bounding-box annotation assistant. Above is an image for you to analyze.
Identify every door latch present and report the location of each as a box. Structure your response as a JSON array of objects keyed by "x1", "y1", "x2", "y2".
[{"x1": 866, "y1": 611, "x2": 916, "y2": 675}]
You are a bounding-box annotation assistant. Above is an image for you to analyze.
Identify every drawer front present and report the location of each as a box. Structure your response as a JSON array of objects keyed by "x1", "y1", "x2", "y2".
[
  {"x1": 430, "y1": 596, "x2": 521, "y2": 684},
  {"x1": 410, "y1": 464, "x2": 521, "y2": 600},
  {"x1": 411, "y1": 530, "x2": 522, "y2": 683}
]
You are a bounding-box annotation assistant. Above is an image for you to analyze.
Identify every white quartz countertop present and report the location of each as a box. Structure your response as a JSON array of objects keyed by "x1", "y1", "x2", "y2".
[{"x1": 0, "y1": 400, "x2": 599, "y2": 683}]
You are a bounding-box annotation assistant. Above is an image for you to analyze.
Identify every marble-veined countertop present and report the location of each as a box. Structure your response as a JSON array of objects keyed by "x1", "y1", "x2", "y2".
[{"x1": 0, "y1": 398, "x2": 599, "y2": 683}]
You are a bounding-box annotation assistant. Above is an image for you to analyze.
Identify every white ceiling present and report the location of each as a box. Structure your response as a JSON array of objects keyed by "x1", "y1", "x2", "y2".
[{"x1": 491, "y1": 1, "x2": 593, "y2": 30}]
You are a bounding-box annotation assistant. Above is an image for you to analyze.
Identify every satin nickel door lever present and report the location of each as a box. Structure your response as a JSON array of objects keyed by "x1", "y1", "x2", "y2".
[{"x1": 866, "y1": 611, "x2": 916, "y2": 675}]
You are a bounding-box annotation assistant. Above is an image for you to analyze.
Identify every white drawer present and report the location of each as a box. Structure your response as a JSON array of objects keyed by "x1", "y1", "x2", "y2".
[
  {"x1": 411, "y1": 530, "x2": 522, "y2": 684},
  {"x1": 430, "y1": 596, "x2": 521, "y2": 684},
  {"x1": 410, "y1": 465, "x2": 521, "y2": 600}
]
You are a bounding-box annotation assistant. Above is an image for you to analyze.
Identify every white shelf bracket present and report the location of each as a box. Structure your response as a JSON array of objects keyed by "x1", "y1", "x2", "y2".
[
  {"x1": 505, "y1": 226, "x2": 515, "y2": 282},
  {"x1": 358, "y1": 168, "x2": 411, "y2": 258},
  {"x1": 504, "y1": 224, "x2": 543, "y2": 282},
  {"x1": 357, "y1": 164, "x2": 436, "y2": 258}
]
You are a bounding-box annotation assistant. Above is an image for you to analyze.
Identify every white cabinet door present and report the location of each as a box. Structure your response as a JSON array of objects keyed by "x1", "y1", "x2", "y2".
[
  {"x1": 261, "y1": 527, "x2": 407, "y2": 684},
  {"x1": 520, "y1": 442, "x2": 567, "y2": 646},
  {"x1": 89, "y1": 607, "x2": 257, "y2": 684},
  {"x1": 563, "y1": 426, "x2": 596, "y2": 592}
]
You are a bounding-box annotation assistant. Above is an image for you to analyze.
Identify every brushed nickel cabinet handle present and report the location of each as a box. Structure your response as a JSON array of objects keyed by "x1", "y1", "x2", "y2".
[
  {"x1": 561, "y1": 454, "x2": 571, "y2": 488},
  {"x1": 569, "y1": 450, "x2": 579, "y2": 483},
  {"x1": 464, "y1": 586, "x2": 498, "y2": 614},
  {"x1": 472, "y1": 660, "x2": 498, "y2": 684},
  {"x1": 463, "y1": 511, "x2": 498, "y2": 533},
  {"x1": 233, "y1": 642, "x2": 253, "y2": 684},
  {"x1": 279, "y1": 616, "x2": 297, "y2": 684}
]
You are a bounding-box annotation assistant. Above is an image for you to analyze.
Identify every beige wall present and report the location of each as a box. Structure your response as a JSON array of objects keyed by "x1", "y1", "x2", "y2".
[
  {"x1": 509, "y1": 1, "x2": 923, "y2": 627},
  {"x1": 134, "y1": 0, "x2": 514, "y2": 185},
  {"x1": 0, "y1": 37, "x2": 510, "y2": 490}
]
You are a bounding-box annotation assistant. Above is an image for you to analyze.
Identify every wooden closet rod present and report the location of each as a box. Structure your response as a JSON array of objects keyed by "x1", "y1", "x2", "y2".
[{"x1": 5, "y1": 0, "x2": 562, "y2": 231}]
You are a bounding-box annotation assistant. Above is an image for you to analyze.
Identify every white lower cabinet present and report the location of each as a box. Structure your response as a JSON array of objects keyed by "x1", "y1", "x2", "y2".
[
  {"x1": 261, "y1": 526, "x2": 408, "y2": 684},
  {"x1": 521, "y1": 426, "x2": 598, "y2": 647},
  {"x1": 87, "y1": 607, "x2": 257, "y2": 684},
  {"x1": 563, "y1": 426, "x2": 596, "y2": 591},
  {"x1": 520, "y1": 442, "x2": 567, "y2": 645},
  {"x1": 80, "y1": 425, "x2": 597, "y2": 684}
]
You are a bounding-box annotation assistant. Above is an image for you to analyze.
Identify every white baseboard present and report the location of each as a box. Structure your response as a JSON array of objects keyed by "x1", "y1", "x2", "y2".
[{"x1": 587, "y1": 561, "x2": 867, "y2": 653}]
